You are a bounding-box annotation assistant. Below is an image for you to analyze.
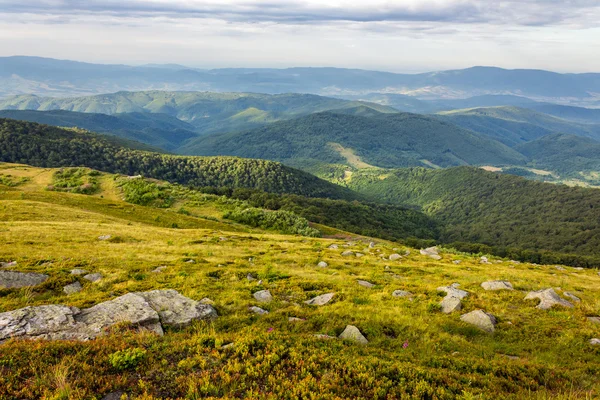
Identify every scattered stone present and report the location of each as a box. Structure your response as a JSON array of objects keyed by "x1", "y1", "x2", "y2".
[
  {"x1": 437, "y1": 286, "x2": 469, "y2": 313},
  {"x1": 219, "y1": 237, "x2": 228, "y2": 241},
  {"x1": 357, "y1": 280, "x2": 375, "y2": 288},
  {"x1": 384, "y1": 266, "x2": 390, "y2": 270},
  {"x1": 304, "y1": 293, "x2": 335, "y2": 306},
  {"x1": 339, "y1": 325, "x2": 368, "y2": 344},
  {"x1": 563, "y1": 292, "x2": 581, "y2": 302},
  {"x1": 355, "y1": 253, "x2": 365, "y2": 258},
  {"x1": 452, "y1": 260, "x2": 461, "y2": 265},
  {"x1": 70, "y1": 269, "x2": 88, "y2": 275},
  {"x1": 253, "y1": 290, "x2": 273, "y2": 303},
  {"x1": 152, "y1": 266, "x2": 167, "y2": 273},
  {"x1": 573, "y1": 267, "x2": 584, "y2": 271},
  {"x1": 480, "y1": 256, "x2": 490, "y2": 264},
  {"x1": 590, "y1": 338, "x2": 600, "y2": 345},
  {"x1": 83, "y1": 273, "x2": 103, "y2": 283},
  {"x1": 341, "y1": 250, "x2": 354, "y2": 257},
  {"x1": 524, "y1": 288, "x2": 574, "y2": 310},
  {"x1": 317, "y1": 261, "x2": 328, "y2": 268},
  {"x1": 369, "y1": 242, "x2": 375, "y2": 248},
  {"x1": 0, "y1": 261, "x2": 17, "y2": 268},
  {"x1": 249, "y1": 306, "x2": 268, "y2": 315},
  {"x1": 102, "y1": 391, "x2": 128, "y2": 400},
  {"x1": 199, "y1": 298, "x2": 214, "y2": 305},
  {"x1": 247, "y1": 273, "x2": 257, "y2": 282},
  {"x1": 405, "y1": 250, "x2": 411, "y2": 256},
  {"x1": 328, "y1": 244, "x2": 339, "y2": 250},
  {"x1": 314, "y1": 334, "x2": 336, "y2": 340},
  {"x1": 288, "y1": 317, "x2": 305, "y2": 322},
  {"x1": 63, "y1": 281, "x2": 82, "y2": 295},
  {"x1": 460, "y1": 310, "x2": 497, "y2": 333},
  {"x1": 221, "y1": 342, "x2": 234, "y2": 349},
  {"x1": 185, "y1": 259, "x2": 195, "y2": 264},
  {"x1": 502, "y1": 354, "x2": 520, "y2": 360},
  {"x1": 554, "y1": 265, "x2": 566, "y2": 272},
  {"x1": 481, "y1": 281, "x2": 514, "y2": 291},
  {"x1": 98, "y1": 235, "x2": 111, "y2": 241},
  {"x1": 420, "y1": 247, "x2": 442, "y2": 260},
  {"x1": 0, "y1": 271, "x2": 49, "y2": 288},
  {"x1": 389, "y1": 254, "x2": 402, "y2": 261},
  {"x1": 587, "y1": 317, "x2": 600, "y2": 324},
  {"x1": 392, "y1": 290, "x2": 413, "y2": 298}
]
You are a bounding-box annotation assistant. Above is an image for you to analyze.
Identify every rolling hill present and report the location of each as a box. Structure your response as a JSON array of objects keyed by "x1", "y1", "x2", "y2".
[{"x1": 182, "y1": 110, "x2": 527, "y2": 169}]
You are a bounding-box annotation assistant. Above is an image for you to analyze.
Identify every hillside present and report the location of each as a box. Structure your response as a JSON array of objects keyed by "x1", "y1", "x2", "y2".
[
  {"x1": 1, "y1": 162, "x2": 600, "y2": 398},
  {"x1": 182, "y1": 111, "x2": 527, "y2": 168},
  {"x1": 0, "y1": 118, "x2": 354, "y2": 200}
]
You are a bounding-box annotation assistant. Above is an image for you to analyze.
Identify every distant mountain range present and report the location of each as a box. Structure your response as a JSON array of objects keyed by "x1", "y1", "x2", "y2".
[{"x1": 2, "y1": 56, "x2": 600, "y2": 106}]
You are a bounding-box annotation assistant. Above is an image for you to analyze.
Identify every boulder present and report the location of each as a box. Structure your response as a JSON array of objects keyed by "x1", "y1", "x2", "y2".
[
  {"x1": 328, "y1": 244, "x2": 339, "y2": 250},
  {"x1": 317, "y1": 261, "x2": 328, "y2": 268},
  {"x1": 83, "y1": 273, "x2": 103, "y2": 283},
  {"x1": 341, "y1": 251, "x2": 354, "y2": 257},
  {"x1": 460, "y1": 310, "x2": 497, "y2": 333},
  {"x1": 136, "y1": 289, "x2": 217, "y2": 328},
  {"x1": 249, "y1": 306, "x2": 268, "y2": 315},
  {"x1": 437, "y1": 286, "x2": 468, "y2": 314},
  {"x1": 339, "y1": 325, "x2": 368, "y2": 344},
  {"x1": 304, "y1": 293, "x2": 335, "y2": 306},
  {"x1": 0, "y1": 305, "x2": 81, "y2": 341},
  {"x1": 0, "y1": 271, "x2": 49, "y2": 288},
  {"x1": 481, "y1": 281, "x2": 514, "y2": 291},
  {"x1": 563, "y1": 292, "x2": 581, "y2": 302},
  {"x1": 392, "y1": 290, "x2": 413, "y2": 298},
  {"x1": 70, "y1": 269, "x2": 88, "y2": 276},
  {"x1": 389, "y1": 254, "x2": 402, "y2": 261},
  {"x1": 524, "y1": 288, "x2": 574, "y2": 310},
  {"x1": 420, "y1": 247, "x2": 441, "y2": 260},
  {"x1": 480, "y1": 256, "x2": 490, "y2": 264},
  {"x1": 253, "y1": 290, "x2": 273, "y2": 303},
  {"x1": 63, "y1": 281, "x2": 82, "y2": 295},
  {"x1": 554, "y1": 265, "x2": 566, "y2": 272},
  {"x1": 357, "y1": 280, "x2": 375, "y2": 288},
  {"x1": 102, "y1": 391, "x2": 128, "y2": 400}
]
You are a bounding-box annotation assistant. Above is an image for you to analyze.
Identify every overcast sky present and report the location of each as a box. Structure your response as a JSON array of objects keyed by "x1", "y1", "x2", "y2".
[{"x1": 0, "y1": 0, "x2": 599, "y2": 73}]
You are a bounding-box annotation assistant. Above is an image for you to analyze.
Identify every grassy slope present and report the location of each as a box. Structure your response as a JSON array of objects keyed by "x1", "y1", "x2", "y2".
[{"x1": 1, "y1": 164, "x2": 600, "y2": 399}]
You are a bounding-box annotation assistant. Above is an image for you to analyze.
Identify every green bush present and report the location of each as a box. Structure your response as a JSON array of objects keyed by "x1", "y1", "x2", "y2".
[
  {"x1": 118, "y1": 178, "x2": 174, "y2": 207},
  {"x1": 224, "y1": 207, "x2": 321, "y2": 237},
  {"x1": 108, "y1": 348, "x2": 146, "y2": 371},
  {"x1": 47, "y1": 168, "x2": 99, "y2": 195}
]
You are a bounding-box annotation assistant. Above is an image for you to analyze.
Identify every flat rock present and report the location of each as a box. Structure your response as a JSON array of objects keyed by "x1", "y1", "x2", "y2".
[
  {"x1": 328, "y1": 244, "x2": 339, "y2": 250},
  {"x1": 137, "y1": 289, "x2": 217, "y2": 328},
  {"x1": 554, "y1": 265, "x2": 566, "y2": 271},
  {"x1": 63, "y1": 281, "x2": 82, "y2": 295},
  {"x1": 357, "y1": 280, "x2": 375, "y2": 288},
  {"x1": 563, "y1": 292, "x2": 581, "y2": 302},
  {"x1": 98, "y1": 235, "x2": 111, "y2": 241},
  {"x1": 481, "y1": 281, "x2": 514, "y2": 291},
  {"x1": 304, "y1": 293, "x2": 335, "y2": 306},
  {"x1": 314, "y1": 334, "x2": 336, "y2": 340},
  {"x1": 0, "y1": 270, "x2": 49, "y2": 288},
  {"x1": 355, "y1": 253, "x2": 365, "y2": 258},
  {"x1": 420, "y1": 247, "x2": 441, "y2": 260},
  {"x1": 341, "y1": 250, "x2": 354, "y2": 257},
  {"x1": 288, "y1": 317, "x2": 305, "y2": 322},
  {"x1": 152, "y1": 266, "x2": 167, "y2": 273},
  {"x1": 253, "y1": 290, "x2": 273, "y2": 303},
  {"x1": 460, "y1": 310, "x2": 497, "y2": 333},
  {"x1": 392, "y1": 290, "x2": 413, "y2": 298},
  {"x1": 83, "y1": 273, "x2": 103, "y2": 282},
  {"x1": 0, "y1": 305, "x2": 81, "y2": 341},
  {"x1": 317, "y1": 261, "x2": 328, "y2": 268},
  {"x1": 437, "y1": 286, "x2": 468, "y2": 299},
  {"x1": 0, "y1": 261, "x2": 17, "y2": 268},
  {"x1": 339, "y1": 325, "x2": 368, "y2": 344},
  {"x1": 70, "y1": 269, "x2": 88, "y2": 276},
  {"x1": 524, "y1": 288, "x2": 574, "y2": 310},
  {"x1": 389, "y1": 254, "x2": 402, "y2": 261},
  {"x1": 249, "y1": 306, "x2": 268, "y2": 315},
  {"x1": 590, "y1": 338, "x2": 600, "y2": 345}
]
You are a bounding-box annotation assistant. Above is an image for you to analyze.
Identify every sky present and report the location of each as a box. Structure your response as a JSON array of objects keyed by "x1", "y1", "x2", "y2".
[{"x1": 0, "y1": 0, "x2": 599, "y2": 73}]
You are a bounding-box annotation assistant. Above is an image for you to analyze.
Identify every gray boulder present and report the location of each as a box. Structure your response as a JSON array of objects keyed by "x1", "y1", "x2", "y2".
[
  {"x1": 524, "y1": 288, "x2": 574, "y2": 310},
  {"x1": 339, "y1": 325, "x2": 368, "y2": 344},
  {"x1": 70, "y1": 269, "x2": 88, "y2": 276},
  {"x1": 420, "y1": 247, "x2": 441, "y2": 260},
  {"x1": 304, "y1": 293, "x2": 335, "y2": 306},
  {"x1": 392, "y1": 290, "x2": 413, "y2": 298},
  {"x1": 249, "y1": 306, "x2": 268, "y2": 315},
  {"x1": 389, "y1": 254, "x2": 402, "y2": 261},
  {"x1": 63, "y1": 281, "x2": 82, "y2": 295},
  {"x1": 288, "y1": 317, "x2": 305, "y2": 322},
  {"x1": 437, "y1": 285, "x2": 468, "y2": 313},
  {"x1": 357, "y1": 280, "x2": 375, "y2": 288},
  {"x1": 460, "y1": 310, "x2": 497, "y2": 333},
  {"x1": 0, "y1": 271, "x2": 48, "y2": 288},
  {"x1": 481, "y1": 281, "x2": 514, "y2": 291},
  {"x1": 328, "y1": 244, "x2": 339, "y2": 250},
  {"x1": 0, "y1": 305, "x2": 80, "y2": 341},
  {"x1": 137, "y1": 289, "x2": 217, "y2": 328},
  {"x1": 317, "y1": 261, "x2": 328, "y2": 268},
  {"x1": 253, "y1": 290, "x2": 273, "y2": 303},
  {"x1": 83, "y1": 273, "x2": 103, "y2": 282},
  {"x1": 341, "y1": 250, "x2": 354, "y2": 257},
  {"x1": 355, "y1": 253, "x2": 365, "y2": 258},
  {"x1": 152, "y1": 266, "x2": 167, "y2": 273}
]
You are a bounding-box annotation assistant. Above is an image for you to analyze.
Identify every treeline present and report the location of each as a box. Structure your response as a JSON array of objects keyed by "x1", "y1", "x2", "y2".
[{"x1": 0, "y1": 118, "x2": 354, "y2": 200}]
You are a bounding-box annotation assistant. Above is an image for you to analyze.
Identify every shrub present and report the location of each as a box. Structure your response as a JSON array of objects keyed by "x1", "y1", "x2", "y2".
[
  {"x1": 108, "y1": 348, "x2": 146, "y2": 371},
  {"x1": 224, "y1": 207, "x2": 321, "y2": 237}
]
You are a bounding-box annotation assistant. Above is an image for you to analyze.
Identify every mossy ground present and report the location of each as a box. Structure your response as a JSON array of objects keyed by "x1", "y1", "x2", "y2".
[{"x1": 0, "y1": 163, "x2": 599, "y2": 399}]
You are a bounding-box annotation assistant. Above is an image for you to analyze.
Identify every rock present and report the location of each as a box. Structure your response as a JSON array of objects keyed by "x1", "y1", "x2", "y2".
[
  {"x1": 355, "y1": 253, "x2": 365, "y2": 258},
  {"x1": 304, "y1": 293, "x2": 335, "y2": 306},
  {"x1": 152, "y1": 266, "x2": 167, "y2": 273},
  {"x1": 392, "y1": 290, "x2": 413, "y2": 298},
  {"x1": 102, "y1": 391, "x2": 128, "y2": 400},
  {"x1": 587, "y1": 317, "x2": 600, "y2": 324},
  {"x1": 0, "y1": 271, "x2": 49, "y2": 288},
  {"x1": 70, "y1": 269, "x2": 88, "y2": 276},
  {"x1": 63, "y1": 281, "x2": 82, "y2": 295},
  {"x1": 0, "y1": 261, "x2": 17, "y2": 268},
  {"x1": 524, "y1": 288, "x2": 574, "y2": 310},
  {"x1": 257, "y1": 280, "x2": 263, "y2": 285},
  {"x1": 389, "y1": 254, "x2": 402, "y2": 261},
  {"x1": 249, "y1": 306, "x2": 268, "y2": 315},
  {"x1": 341, "y1": 251, "x2": 354, "y2": 257},
  {"x1": 554, "y1": 265, "x2": 566, "y2": 272},
  {"x1": 0, "y1": 305, "x2": 81, "y2": 341},
  {"x1": 328, "y1": 244, "x2": 339, "y2": 250},
  {"x1": 369, "y1": 242, "x2": 375, "y2": 248},
  {"x1": 590, "y1": 338, "x2": 600, "y2": 345},
  {"x1": 384, "y1": 266, "x2": 390, "y2": 270},
  {"x1": 480, "y1": 256, "x2": 490, "y2": 264},
  {"x1": 573, "y1": 267, "x2": 584, "y2": 271},
  {"x1": 199, "y1": 297, "x2": 214, "y2": 305},
  {"x1": 137, "y1": 289, "x2": 217, "y2": 328},
  {"x1": 438, "y1": 286, "x2": 468, "y2": 299},
  {"x1": 98, "y1": 235, "x2": 111, "y2": 241},
  {"x1": 420, "y1": 247, "x2": 441, "y2": 260},
  {"x1": 339, "y1": 325, "x2": 368, "y2": 344},
  {"x1": 247, "y1": 273, "x2": 257, "y2": 282},
  {"x1": 563, "y1": 292, "x2": 581, "y2": 302},
  {"x1": 357, "y1": 280, "x2": 375, "y2": 288},
  {"x1": 481, "y1": 281, "x2": 514, "y2": 291},
  {"x1": 253, "y1": 290, "x2": 273, "y2": 303},
  {"x1": 288, "y1": 317, "x2": 305, "y2": 322},
  {"x1": 314, "y1": 334, "x2": 337, "y2": 340},
  {"x1": 437, "y1": 286, "x2": 468, "y2": 314},
  {"x1": 185, "y1": 259, "x2": 195, "y2": 264},
  {"x1": 460, "y1": 310, "x2": 497, "y2": 333},
  {"x1": 221, "y1": 342, "x2": 234, "y2": 349},
  {"x1": 452, "y1": 260, "x2": 461, "y2": 265},
  {"x1": 83, "y1": 273, "x2": 103, "y2": 282},
  {"x1": 405, "y1": 250, "x2": 411, "y2": 256},
  {"x1": 317, "y1": 261, "x2": 328, "y2": 268}
]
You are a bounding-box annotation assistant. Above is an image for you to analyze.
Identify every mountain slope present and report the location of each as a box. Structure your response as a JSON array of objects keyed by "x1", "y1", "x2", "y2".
[{"x1": 182, "y1": 111, "x2": 527, "y2": 169}]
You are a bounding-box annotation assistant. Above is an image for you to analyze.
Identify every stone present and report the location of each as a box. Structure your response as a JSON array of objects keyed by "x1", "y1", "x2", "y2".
[
  {"x1": 221, "y1": 342, "x2": 234, "y2": 349},
  {"x1": 70, "y1": 269, "x2": 88, "y2": 276},
  {"x1": 369, "y1": 242, "x2": 375, "y2": 248},
  {"x1": 587, "y1": 317, "x2": 600, "y2": 324},
  {"x1": 328, "y1": 244, "x2": 339, "y2": 250},
  {"x1": 304, "y1": 293, "x2": 335, "y2": 306},
  {"x1": 137, "y1": 289, "x2": 217, "y2": 328},
  {"x1": 420, "y1": 247, "x2": 441, "y2": 260},
  {"x1": 314, "y1": 334, "x2": 336, "y2": 340},
  {"x1": 152, "y1": 266, "x2": 167, "y2": 273},
  {"x1": 63, "y1": 281, "x2": 82, "y2": 295},
  {"x1": 341, "y1": 250, "x2": 354, "y2": 256},
  {"x1": 0, "y1": 305, "x2": 81, "y2": 341},
  {"x1": 339, "y1": 325, "x2": 368, "y2": 344},
  {"x1": 102, "y1": 391, "x2": 128, "y2": 400},
  {"x1": 573, "y1": 267, "x2": 584, "y2": 271},
  {"x1": 460, "y1": 310, "x2": 497, "y2": 333},
  {"x1": 0, "y1": 261, "x2": 17, "y2": 268},
  {"x1": 563, "y1": 292, "x2": 581, "y2": 302},
  {"x1": 481, "y1": 281, "x2": 514, "y2": 291},
  {"x1": 437, "y1": 285, "x2": 468, "y2": 314},
  {"x1": 317, "y1": 261, "x2": 328, "y2": 268},
  {"x1": 185, "y1": 259, "x2": 195, "y2": 264},
  {"x1": 357, "y1": 280, "x2": 375, "y2": 288},
  {"x1": 249, "y1": 306, "x2": 268, "y2": 315},
  {"x1": 0, "y1": 270, "x2": 49, "y2": 288},
  {"x1": 247, "y1": 273, "x2": 257, "y2": 282},
  {"x1": 554, "y1": 265, "x2": 566, "y2": 272},
  {"x1": 392, "y1": 290, "x2": 413, "y2": 298},
  {"x1": 480, "y1": 256, "x2": 490, "y2": 264},
  {"x1": 452, "y1": 260, "x2": 461, "y2": 265},
  {"x1": 590, "y1": 338, "x2": 600, "y2": 345},
  {"x1": 253, "y1": 290, "x2": 273, "y2": 303},
  {"x1": 524, "y1": 288, "x2": 574, "y2": 310},
  {"x1": 288, "y1": 317, "x2": 305, "y2": 322},
  {"x1": 83, "y1": 273, "x2": 103, "y2": 282},
  {"x1": 389, "y1": 254, "x2": 402, "y2": 261},
  {"x1": 355, "y1": 253, "x2": 365, "y2": 258},
  {"x1": 98, "y1": 235, "x2": 111, "y2": 241}
]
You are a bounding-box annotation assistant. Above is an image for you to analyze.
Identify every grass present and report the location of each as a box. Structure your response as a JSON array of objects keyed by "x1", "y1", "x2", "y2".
[{"x1": 0, "y1": 163, "x2": 599, "y2": 399}]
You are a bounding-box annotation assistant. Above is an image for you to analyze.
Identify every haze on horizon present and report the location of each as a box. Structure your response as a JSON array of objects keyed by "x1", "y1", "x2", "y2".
[{"x1": 0, "y1": 0, "x2": 599, "y2": 74}]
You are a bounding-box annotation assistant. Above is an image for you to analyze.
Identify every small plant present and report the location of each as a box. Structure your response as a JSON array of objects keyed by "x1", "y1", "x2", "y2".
[{"x1": 108, "y1": 348, "x2": 147, "y2": 371}]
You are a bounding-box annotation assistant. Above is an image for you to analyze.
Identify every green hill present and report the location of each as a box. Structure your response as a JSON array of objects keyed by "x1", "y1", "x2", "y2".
[{"x1": 181, "y1": 111, "x2": 527, "y2": 169}]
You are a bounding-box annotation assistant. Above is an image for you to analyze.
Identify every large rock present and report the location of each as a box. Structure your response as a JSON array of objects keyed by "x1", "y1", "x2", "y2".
[
  {"x1": 588, "y1": 317, "x2": 600, "y2": 324},
  {"x1": 524, "y1": 288, "x2": 574, "y2": 310},
  {"x1": 0, "y1": 305, "x2": 80, "y2": 341},
  {"x1": 136, "y1": 289, "x2": 217, "y2": 328},
  {"x1": 438, "y1": 285, "x2": 468, "y2": 313},
  {"x1": 481, "y1": 281, "x2": 514, "y2": 291},
  {"x1": 304, "y1": 293, "x2": 335, "y2": 306},
  {"x1": 0, "y1": 271, "x2": 48, "y2": 288},
  {"x1": 338, "y1": 325, "x2": 368, "y2": 344},
  {"x1": 420, "y1": 247, "x2": 441, "y2": 260},
  {"x1": 253, "y1": 290, "x2": 273, "y2": 303},
  {"x1": 460, "y1": 310, "x2": 497, "y2": 333}
]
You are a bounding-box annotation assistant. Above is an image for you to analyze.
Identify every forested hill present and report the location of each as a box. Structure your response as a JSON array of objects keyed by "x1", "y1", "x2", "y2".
[{"x1": 0, "y1": 118, "x2": 355, "y2": 199}]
